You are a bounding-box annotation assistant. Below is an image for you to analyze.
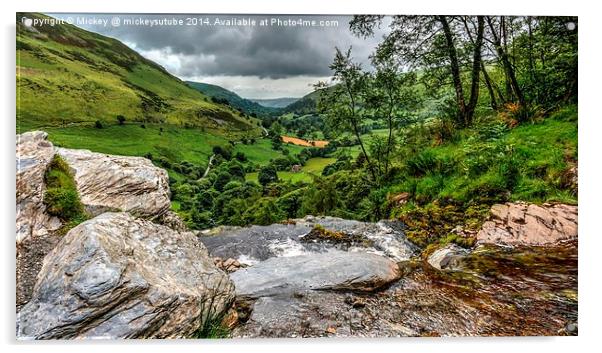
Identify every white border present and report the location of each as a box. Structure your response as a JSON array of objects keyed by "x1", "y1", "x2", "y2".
[{"x1": 2, "y1": 1, "x2": 600, "y2": 352}]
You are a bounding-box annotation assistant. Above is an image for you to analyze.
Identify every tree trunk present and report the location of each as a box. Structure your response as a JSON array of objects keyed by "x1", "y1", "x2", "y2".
[
  {"x1": 438, "y1": 16, "x2": 468, "y2": 126},
  {"x1": 465, "y1": 16, "x2": 485, "y2": 125},
  {"x1": 486, "y1": 16, "x2": 526, "y2": 107},
  {"x1": 481, "y1": 62, "x2": 498, "y2": 110}
]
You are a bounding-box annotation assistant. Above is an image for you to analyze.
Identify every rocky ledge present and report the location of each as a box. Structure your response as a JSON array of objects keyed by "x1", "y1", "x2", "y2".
[
  {"x1": 17, "y1": 212, "x2": 234, "y2": 339},
  {"x1": 57, "y1": 147, "x2": 171, "y2": 218},
  {"x1": 477, "y1": 202, "x2": 577, "y2": 246},
  {"x1": 16, "y1": 131, "x2": 61, "y2": 243}
]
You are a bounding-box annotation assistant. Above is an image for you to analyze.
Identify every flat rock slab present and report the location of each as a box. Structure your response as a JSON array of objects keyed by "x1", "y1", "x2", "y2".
[
  {"x1": 231, "y1": 251, "x2": 401, "y2": 298},
  {"x1": 17, "y1": 212, "x2": 234, "y2": 339},
  {"x1": 57, "y1": 148, "x2": 171, "y2": 217}
]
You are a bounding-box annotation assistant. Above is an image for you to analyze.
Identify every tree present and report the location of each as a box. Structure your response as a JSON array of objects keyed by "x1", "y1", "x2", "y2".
[
  {"x1": 366, "y1": 55, "x2": 419, "y2": 175},
  {"x1": 258, "y1": 164, "x2": 279, "y2": 186},
  {"x1": 317, "y1": 47, "x2": 377, "y2": 181},
  {"x1": 350, "y1": 15, "x2": 485, "y2": 127},
  {"x1": 116, "y1": 115, "x2": 126, "y2": 125},
  {"x1": 485, "y1": 16, "x2": 526, "y2": 107}
]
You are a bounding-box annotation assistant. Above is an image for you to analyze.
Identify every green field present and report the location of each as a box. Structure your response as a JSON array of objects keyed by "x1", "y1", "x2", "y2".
[
  {"x1": 45, "y1": 123, "x2": 227, "y2": 169},
  {"x1": 245, "y1": 157, "x2": 336, "y2": 183},
  {"x1": 233, "y1": 139, "x2": 308, "y2": 165}
]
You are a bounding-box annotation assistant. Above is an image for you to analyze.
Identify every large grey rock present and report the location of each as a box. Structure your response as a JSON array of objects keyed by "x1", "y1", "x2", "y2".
[
  {"x1": 476, "y1": 202, "x2": 578, "y2": 246},
  {"x1": 231, "y1": 251, "x2": 401, "y2": 298},
  {"x1": 427, "y1": 244, "x2": 469, "y2": 271},
  {"x1": 16, "y1": 131, "x2": 61, "y2": 243},
  {"x1": 17, "y1": 212, "x2": 234, "y2": 339},
  {"x1": 199, "y1": 216, "x2": 417, "y2": 265},
  {"x1": 57, "y1": 148, "x2": 171, "y2": 218}
]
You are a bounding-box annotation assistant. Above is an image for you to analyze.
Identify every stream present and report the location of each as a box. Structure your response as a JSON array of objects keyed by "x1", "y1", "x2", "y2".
[{"x1": 200, "y1": 217, "x2": 578, "y2": 337}]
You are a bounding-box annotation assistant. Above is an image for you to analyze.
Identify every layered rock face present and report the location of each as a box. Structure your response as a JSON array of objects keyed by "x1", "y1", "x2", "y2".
[
  {"x1": 16, "y1": 131, "x2": 61, "y2": 242},
  {"x1": 57, "y1": 148, "x2": 171, "y2": 217},
  {"x1": 17, "y1": 212, "x2": 234, "y2": 339},
  {"x1": 477, "y1": 202, "x2": 578, "y2": 246}
]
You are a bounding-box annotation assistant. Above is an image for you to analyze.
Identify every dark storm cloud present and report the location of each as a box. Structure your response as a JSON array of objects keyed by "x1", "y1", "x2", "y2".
[{"x1": 49, "y1": 14, "x2": 385, "y2": 79}]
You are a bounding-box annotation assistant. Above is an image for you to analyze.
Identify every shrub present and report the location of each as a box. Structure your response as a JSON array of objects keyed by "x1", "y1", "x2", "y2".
[
  {"x1": 43, "y1": 155, "x2": 87, "y2": 226},
  {"x1": 94, "y1": 120, "x2": 103, "y2": 129},
  {"x1": 258, "y1": 165, "x2": 278, "y2": 186}
]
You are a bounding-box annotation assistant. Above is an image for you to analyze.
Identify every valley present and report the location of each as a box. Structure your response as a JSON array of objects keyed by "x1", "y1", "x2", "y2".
[{"x1": 16, "y1": 12, "x2": 578, "y2": 339}]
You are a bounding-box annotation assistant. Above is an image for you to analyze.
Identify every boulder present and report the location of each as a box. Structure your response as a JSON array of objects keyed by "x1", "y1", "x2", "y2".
[
  {"x1": 17, "y1": 212, "x2": 235, "y2": 339},
  {"x1": 230, "y1": 251, "x2": 401, "y2": 298},
  {"x1": 16, "y1": 131, "x2": 61, "y2": 242},
  {"x1": 426, "y1": 244, "x2": 469, "y2": 271},
  {"x1": 476, "y1": 202, "x2": 578, "y2": 246},
  {"x1": 57, "y1": 148, "x2": 171, "y2": 218}
]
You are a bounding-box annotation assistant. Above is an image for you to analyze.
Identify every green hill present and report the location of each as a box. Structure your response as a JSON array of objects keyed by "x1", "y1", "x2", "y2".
[
  {"x1": 185, "y1": 81, "x2": 279, "y2": 118},
  {"x1": 16, "y1": 13, "x2": 259, "y2": 134},
  {"x1": 282, "y1": 88, "x2": 325, "y2": 114}
]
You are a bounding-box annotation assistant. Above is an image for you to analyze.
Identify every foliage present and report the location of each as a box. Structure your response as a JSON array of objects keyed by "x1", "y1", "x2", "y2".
[{"x1": 43, "y1": 155, "x2": 87, "y2": 231}]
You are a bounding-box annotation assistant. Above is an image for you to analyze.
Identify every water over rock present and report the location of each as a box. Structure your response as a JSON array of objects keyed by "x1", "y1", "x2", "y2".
[
  {"x1": 231, "y1": 251, "x2": 402, "y2": 298},
  {"x1": 199, "y1": 215, "x2": 418, "y2": 264},
  {"x1": 16, "y1": 131, "x2": 61, "y2": 243},
  {"x1": 476, "y1": 202, "x2": 578, "y2": 246},
  {"x1": 57, "y1": 148, "x2": 171, "y2": 218},
  {"x1": 17, "y1": 212, "x2": 234, "y2": 339}
]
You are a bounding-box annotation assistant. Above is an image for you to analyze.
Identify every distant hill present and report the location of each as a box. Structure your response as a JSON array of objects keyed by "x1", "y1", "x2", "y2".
[
  {"x1": 186, "y1": 81, "x2": 279, "y2": 118},
  {"x1": 16, "y1": 13, "x2": 258, "y2": 133},
  {"x1": 282, "y1": 89, "x2": 325, "y2": 115},
  {"x1": 250, "y1": 97, "x2": 299, "y2": 109}
]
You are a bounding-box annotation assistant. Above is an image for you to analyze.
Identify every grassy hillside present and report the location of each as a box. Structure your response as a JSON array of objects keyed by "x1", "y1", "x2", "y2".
[
  {"x1": 282, "y1": 88, "x2": 323, "y2": 114},
  {"x1": 16, "y1": 13, "x2": 260, "y2": 134},
  {"x1": 185, "y1": 81, "x2": 279, "y2": 117}
]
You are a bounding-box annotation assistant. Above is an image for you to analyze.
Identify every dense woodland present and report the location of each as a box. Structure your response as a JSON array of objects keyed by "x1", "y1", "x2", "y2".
[{"x1": 169, "y1": 16, "x2": 577, "y2": 249}]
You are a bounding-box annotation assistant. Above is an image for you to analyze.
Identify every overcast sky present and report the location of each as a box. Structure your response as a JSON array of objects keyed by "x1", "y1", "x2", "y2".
[{"x1": 49, "y1": 13, "x2": 389, "y2": 99}]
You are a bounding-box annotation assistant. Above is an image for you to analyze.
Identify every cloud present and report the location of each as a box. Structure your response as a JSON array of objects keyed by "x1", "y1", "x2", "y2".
[{"x1": 49, "y1": 13, "x2": 388, "y2": 97}]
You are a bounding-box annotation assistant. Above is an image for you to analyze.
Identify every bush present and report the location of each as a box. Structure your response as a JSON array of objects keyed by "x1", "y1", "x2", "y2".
[
  {"x1": 43, "y1": 155, "x2": 87, "y2": 225},
  {"x1": 258, "y1": 165, "x2": 279, "y2": 186},
  {"x1": 94, "y1": 120, "x2": 103, "y2": 129}
]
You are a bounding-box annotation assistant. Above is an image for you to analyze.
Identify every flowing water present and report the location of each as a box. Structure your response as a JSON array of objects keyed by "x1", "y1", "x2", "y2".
[{"x1": 200, "y1": 218, "x2": 578, "y2": 337}]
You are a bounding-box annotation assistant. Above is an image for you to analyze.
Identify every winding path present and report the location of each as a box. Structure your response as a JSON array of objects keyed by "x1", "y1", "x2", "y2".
[{"x1": 202, "y1": 154, "x2": 215, "y2": 178}]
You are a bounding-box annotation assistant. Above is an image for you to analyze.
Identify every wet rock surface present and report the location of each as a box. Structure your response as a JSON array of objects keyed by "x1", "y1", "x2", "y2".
[
  {"x1": 231, "y1": 251, "x2": 402, "y2": 298},
  {"x1": 16, "y1": 131, "x2": 61, "y2": 243},
  {"x1": 233, "y1": 243, "x2": 577, "y2": 338},
  {"x1": 57, "y1": 148, "x2": 171, "y2": 218},
  {"x1": 17, "y1": 212, "x2": 234, "y2": 339},
  {"x1": 199, "y1": 216, "x2": 418, "y2": 264},
  {"x1": 477, "y1": 202, "x2": 578, "y2": 246}
]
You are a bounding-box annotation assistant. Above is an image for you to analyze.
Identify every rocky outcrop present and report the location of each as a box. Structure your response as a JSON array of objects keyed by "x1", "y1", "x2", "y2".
[
  {"x1": 199, "y1": 216, "x2": 417, "y2": 265},
  {"x1": 16, "y1": 131, "x2": 61, "y2": 242},
  {"x1": 231, "y1": 251, "x2": 401, "y2": 298},
  {"x1": 57, "y1": 148, "x2": 171, "y2": 218},
  {"x1": 17, "y1": 212, "x2": 234, "y2": 339},
  {"x1": 427, "y1": 244, "x2": 469, "y2": 271},
  {"x1": 476, "y1": 202, "x2": 578, "y2": 246}
]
